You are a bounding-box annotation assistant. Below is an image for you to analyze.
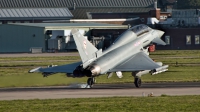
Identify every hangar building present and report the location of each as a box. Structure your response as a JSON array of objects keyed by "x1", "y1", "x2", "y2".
[
  {"x1": 0, "y1": 23, "x2": 128, "y2": 53},
  {"x1": 0, "y1": 8, "x2": 73, "y2": 24}
]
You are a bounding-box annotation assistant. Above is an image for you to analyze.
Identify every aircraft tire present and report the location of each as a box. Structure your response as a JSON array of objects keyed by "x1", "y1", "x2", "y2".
[
  {"x1": 87, "y1": 77, "x2": 94, "y2": 87},
  {"x1": 134, "y1": 77, "x2": 142, "y2": 88}
]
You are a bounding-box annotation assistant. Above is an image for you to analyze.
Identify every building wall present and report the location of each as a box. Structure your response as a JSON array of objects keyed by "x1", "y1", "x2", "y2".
[
  {"x1": 0, "y1": 24, "x2": 46, "y2": 53},
  {"x1": 91, "y1": 13, "x2": 141, "y2": 19},
  {"x1": 172, "y1": 9, "x2": 199, "y2": 27},
  {"x1": 91, "y1": 29, "x2": 127, "y2": 49},
  {"x1": 160, "y1": 12, "x2": 171, "y2": 20},
  {"x1": 91, "y1": 28, "x2": 200, "y2": 50},
  {"x1": 157, "y1": 28, "x2": 200, "y2": 50},
  {"x1": 91, "y1": 29, "x2": 126, "y2": 38},
  {"x1": 150, "y1": 9, "x2": 161, "y2": 20}
]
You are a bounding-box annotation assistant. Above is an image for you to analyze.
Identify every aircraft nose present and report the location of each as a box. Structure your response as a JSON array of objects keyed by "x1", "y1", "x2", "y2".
[{"x1": 156, "y1": 30, "x2": 164, "y2": 38}]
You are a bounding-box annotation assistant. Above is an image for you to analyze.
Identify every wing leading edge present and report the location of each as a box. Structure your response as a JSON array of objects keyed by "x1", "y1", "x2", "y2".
[
  {"x1": 109, "y1": 52, "x2": 160, "y2": 72},
  {"x1": 29, "y1": 62, "x2": 82, "y2": 74}
]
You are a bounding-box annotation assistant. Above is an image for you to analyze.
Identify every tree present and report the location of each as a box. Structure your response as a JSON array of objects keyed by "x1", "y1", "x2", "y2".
[{"x1": 177, "y1": 0, "x2": 200, "y2": 9}]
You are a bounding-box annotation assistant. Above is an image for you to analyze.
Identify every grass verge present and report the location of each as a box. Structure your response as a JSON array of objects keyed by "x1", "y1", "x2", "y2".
[
  {"x1": 0, "y1": 65, "x2": 200, "y2": 87},
  {"x1": 0, "y1": 50, "x2": 200, "y2": 87},
  {"x1": 0, "y1": 96, "x2": 200, "y2": 112}
]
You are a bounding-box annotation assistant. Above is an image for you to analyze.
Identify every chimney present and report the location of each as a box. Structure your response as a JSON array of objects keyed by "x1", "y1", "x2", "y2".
[{"x1": 154, "y1": 0, "x2": 157, "y2": 9}]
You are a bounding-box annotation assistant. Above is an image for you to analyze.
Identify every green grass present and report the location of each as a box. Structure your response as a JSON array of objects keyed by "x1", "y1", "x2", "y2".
[
  {"x1": 0, "y1": 50, "x2": 200, "y2": 87},
  {"x1": 0, "y1": 96, "x2": 200, "y2": 112},
  {"x1": 150, "y1": 50, "x2": 200, "y2": 57},
  {"x1": 0, "y1": 56, "x2": 80, "y2": 61},
  {"x1": 0, "y1": 60, "x2": 78, "y2": 67},
  {"x1": 0, "y1": 65, "x2": 200, "y2": 87},
  {"x1": 0, "y1": 56, "x2": 80, "y2": 67}
]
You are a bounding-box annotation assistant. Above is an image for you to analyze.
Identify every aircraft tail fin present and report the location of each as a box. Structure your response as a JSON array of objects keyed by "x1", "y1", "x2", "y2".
[{"x1": 71, "y1": 29, "x2": 99, "y2": 68}]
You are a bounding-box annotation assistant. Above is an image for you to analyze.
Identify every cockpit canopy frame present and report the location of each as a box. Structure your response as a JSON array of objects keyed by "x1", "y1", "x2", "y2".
[{"x1": 129, "y1": 24, "x2": 152, "y2": 36}]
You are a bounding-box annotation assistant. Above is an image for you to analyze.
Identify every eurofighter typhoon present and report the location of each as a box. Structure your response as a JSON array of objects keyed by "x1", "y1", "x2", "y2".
[{"x1": 29, "y1": 24, "x2": 168, "y2": 88}]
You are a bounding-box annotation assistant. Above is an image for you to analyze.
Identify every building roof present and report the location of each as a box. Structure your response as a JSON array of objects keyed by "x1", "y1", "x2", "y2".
[
  {"x1": 0, "y1": 8, "x2": 73, "y2": 19},
  {"x1": 6, "y1": 23, "x2": 128, "y2": 29},
  {"x1": 71, "y1": 7, "x2": 153, "y2": 19},
  {"x1": 0, "y1": 0, "x2": 155, "y2": 8}
]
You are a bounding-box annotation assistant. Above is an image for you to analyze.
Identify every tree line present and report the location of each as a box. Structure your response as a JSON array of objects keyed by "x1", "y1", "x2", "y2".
[{"x1": 177, "y1": 0, "x2": 200, "y2": 9}]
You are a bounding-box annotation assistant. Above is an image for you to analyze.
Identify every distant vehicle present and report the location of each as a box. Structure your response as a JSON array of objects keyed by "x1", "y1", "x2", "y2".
[{"x1": 29, "y1": 24, "x2": 168, "y2": 88}]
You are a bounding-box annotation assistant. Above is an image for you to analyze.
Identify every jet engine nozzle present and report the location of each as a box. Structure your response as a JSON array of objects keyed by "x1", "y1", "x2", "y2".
[{"x1": 90, "y1": 65, "x2": 101, "y2": 76}]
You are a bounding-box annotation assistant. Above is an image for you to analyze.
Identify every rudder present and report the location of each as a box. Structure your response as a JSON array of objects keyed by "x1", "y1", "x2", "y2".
[{"x1": 71, "y1": 29, "x2": 98, "y2": 68}]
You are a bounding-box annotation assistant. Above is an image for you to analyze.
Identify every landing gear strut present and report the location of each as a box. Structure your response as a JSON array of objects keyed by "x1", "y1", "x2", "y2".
[
  {"x1": 134, "y1": 77, "x2": 142, "y2": 88},
  {"x1": 87, "y1": 77, "x2": 95, "y2": 88}
]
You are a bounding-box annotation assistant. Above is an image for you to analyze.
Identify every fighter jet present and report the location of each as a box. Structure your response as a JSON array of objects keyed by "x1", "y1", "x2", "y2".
[{"x1": 29, "y1": 24, "x2": 168, "y2": 88}]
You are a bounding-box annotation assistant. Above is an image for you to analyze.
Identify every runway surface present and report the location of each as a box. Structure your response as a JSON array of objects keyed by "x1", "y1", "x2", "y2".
[{"x1": 0, "y1": 82, "x2": 200, "y2": 100}]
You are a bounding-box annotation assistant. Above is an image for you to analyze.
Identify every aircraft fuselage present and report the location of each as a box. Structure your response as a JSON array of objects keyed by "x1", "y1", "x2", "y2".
[{"x1": 88, "y1": 25, "x2": 164, "y2": 76}]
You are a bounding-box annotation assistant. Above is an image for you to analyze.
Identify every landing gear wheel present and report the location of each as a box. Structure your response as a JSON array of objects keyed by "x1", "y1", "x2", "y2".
[
  {"x1": 87, "y1": 77, "x2": 95, "y2": 88},
  {"x1": 134, "y1": 77, "x2": 142, "y2": 88}
]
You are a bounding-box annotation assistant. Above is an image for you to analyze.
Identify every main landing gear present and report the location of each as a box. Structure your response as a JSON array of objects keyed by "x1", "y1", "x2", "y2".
[
  {"x1": 86, "y1": 75, "x2": 142, "y2": 88},
  {"x1": 87, "y1": 77, "x2": 96, "y2": 88},
  {"x1": 134, "y1": 77, "x2": 142, "y2": 88}
]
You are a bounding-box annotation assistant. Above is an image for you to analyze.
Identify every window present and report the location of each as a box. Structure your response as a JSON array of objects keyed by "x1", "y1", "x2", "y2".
[
  {"x1": 165, "y1": 36, "x2": 170, "y2": 45},
  {"x1": 15, "y1": 21, "x2": 21, "y2": 23},
  {"x1": 186, "y1": 35, "x2": 191, "y2": 45},
  {"x1": 195, "y1": 35, "x2": 200, "y2": 45},
  {"x1": 0, "y1": 21, "x2": 2, "y2": 24},
  {"x1": 24, "y1": 21, "x2": 30, "y2": 23}
]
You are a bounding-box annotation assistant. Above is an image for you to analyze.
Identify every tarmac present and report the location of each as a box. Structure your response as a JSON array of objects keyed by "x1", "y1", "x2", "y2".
[{"x1": 0, "y1": 82, "x2": 200, "y2": 100}]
